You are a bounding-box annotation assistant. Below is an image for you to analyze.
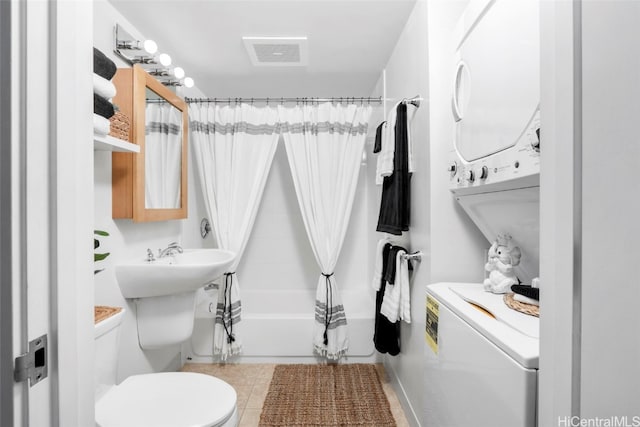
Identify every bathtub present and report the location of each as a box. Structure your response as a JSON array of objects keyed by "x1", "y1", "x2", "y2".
[{"x1": 188, "y1": 287, "x2": 377, "y2": 361}]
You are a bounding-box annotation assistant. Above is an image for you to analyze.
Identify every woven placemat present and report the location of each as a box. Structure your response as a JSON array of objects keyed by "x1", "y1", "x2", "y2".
[
  {"x1": 504, "y1": 293, "x2": 539, "y2": 317},
  {"x1": 94, "y1": 306, "x2": 122, "y2": 324},
  {"x1": 259, "y1": 364, "x2": 396, "y2": 426}
]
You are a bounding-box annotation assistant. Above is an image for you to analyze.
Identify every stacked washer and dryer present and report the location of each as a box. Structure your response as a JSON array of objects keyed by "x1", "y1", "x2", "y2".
[{"x1": 425, "y1": 1, "x2": 541, "y2": 426}]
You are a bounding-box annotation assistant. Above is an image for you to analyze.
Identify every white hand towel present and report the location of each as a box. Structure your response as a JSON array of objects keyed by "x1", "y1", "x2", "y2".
[
  {"x1": 375, "y1": 101, "x2": 418, "y2": 185},
  {"x1": 375, "y1": 101, "x2": 400, "y2": 185},
  {"x1": 372, "y1": 237, "x2": 390, "y2": 291},
  {"x1": 513, "y1": 293, "x2": 540, "y2": 306},
  {"x1": 93, "y1": 73, "x2": 117, "y2": 100},
  {"x1": 93, "y1": 113, "x2": 110, "y2": 136},
  {"x1": 380, "y1": 249, "x2": 407, "y2": 323},
  {"x1": 398, "y1": 255, "x2": 411, "y2": 323}
]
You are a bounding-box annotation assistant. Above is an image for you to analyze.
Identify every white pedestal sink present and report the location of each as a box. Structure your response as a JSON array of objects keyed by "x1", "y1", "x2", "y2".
[{"x1": 115, "y1": 249, "x2": 235, "y2": 349}]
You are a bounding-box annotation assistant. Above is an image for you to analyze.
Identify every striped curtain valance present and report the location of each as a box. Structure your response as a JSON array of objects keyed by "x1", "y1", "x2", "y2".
[
  {"x1": 189, "y1": 120, "x2": 280, "y2": 136},
  {"x1": 279, "y1": 121, "x2": 369, "y2": 136},
  {"x1": 146, "y1": 121, "x2": 181, "y2": 135},
  {"x1": 189, "y1": 119, "x2": 369, "y2": 136}
]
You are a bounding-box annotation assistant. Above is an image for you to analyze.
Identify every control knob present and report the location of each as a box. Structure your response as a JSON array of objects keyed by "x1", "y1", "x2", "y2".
[
  {"x1": 464, "y1": 170, "x2": 475, "y2": 182},
  {"x1": 447, "y1": 162, "x2": 457, "y2": 174},
  {"x1": 479, "y1": 166, "x2": 489, "y2": 180}
]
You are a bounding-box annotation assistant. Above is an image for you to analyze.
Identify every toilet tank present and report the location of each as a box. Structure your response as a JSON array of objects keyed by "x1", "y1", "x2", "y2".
[{"x1": 94, "y1": 308, "x2": 125, "y2": 400}]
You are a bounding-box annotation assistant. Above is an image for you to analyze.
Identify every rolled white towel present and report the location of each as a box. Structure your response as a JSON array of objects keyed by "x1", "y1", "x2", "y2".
[
  {"x1": 93, "y1": 73, "x2": 116, "y2": 100},
  {"x1": 513, "y1": 293, "x2": 539, "y2": 306},
  {"x1": 93, "y1": 113, "x2": 110, "y2": 136}
]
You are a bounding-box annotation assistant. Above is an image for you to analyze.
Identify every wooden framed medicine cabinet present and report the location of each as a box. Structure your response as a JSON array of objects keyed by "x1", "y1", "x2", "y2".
[{"x1": 112, "y1": 65, "x2": 188, "y2": 222}]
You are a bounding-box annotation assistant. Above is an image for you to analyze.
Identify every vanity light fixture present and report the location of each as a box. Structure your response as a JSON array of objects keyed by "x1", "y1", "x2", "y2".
[
  {"x1": 114, "y1": 24, "x2": 195, "y2": 89},
  {"x1": 161, "y1": 76, "x2": 196, "y2": 88},
  {"x1": 116, "y1": 35, "x2": 157, "y2": 55},
  {"x1": 148, "y1": 69, "x2": 171, "y2": 77}
]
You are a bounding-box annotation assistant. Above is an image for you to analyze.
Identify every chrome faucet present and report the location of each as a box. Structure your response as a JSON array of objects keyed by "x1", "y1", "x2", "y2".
[{"x1": 158, "y1": 242, "x2": 183, "y2": 258}]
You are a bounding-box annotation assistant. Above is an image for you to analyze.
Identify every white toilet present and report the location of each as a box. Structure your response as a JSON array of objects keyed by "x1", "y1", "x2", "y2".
[{"x1": 94, "y1": 309, "x2": 239, "y2": 427}]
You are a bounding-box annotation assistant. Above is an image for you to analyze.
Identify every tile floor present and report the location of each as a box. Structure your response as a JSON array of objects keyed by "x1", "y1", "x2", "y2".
[{"x1": 182, "y1": 363, "x2": 410, "y2": 427}]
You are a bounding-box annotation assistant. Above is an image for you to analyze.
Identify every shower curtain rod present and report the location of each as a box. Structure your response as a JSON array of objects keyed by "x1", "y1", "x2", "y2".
[{"x1": 184, "y1": 96, "x2": 422, "y2": 108}]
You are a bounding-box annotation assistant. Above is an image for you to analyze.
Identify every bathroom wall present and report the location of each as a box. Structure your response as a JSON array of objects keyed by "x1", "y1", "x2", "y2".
[
  {"x1": 93, "y1": 0, "x2": 187, "y2": 381},
  {"x1": 372, "y1": 0, "x2": 488, "y2": 425},
  {"x1": 369, "y1": 1, "x2": 430, "y2": 425},
  {"x1": 427, "y1": 0, "x2": 487, "y2": 287}
]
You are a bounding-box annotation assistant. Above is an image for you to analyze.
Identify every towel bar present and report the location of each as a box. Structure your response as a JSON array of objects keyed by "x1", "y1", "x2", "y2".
[{"x1": 402, "y1": 251, "x2": 423, "y2": 261}]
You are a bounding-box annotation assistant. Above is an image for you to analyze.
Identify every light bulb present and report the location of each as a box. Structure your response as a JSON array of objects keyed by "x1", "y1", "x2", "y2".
[
  {"x1": 143, "y1": 39, "x2": 157, "y2": 55},
  {"x1": 173, "y1": 67, "x2": 185, "y2": 79},
  {"x1": 158, "y1": 53, "x2": 172, "y2": 67},
  {"x1": 183, "y1": 77, "x2": 194, "y2": 88}
]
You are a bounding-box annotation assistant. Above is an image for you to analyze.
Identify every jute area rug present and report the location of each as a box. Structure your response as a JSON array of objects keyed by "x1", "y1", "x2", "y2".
[{"x1": 259, "y1": 364, "x2": 396, "y2": 427}]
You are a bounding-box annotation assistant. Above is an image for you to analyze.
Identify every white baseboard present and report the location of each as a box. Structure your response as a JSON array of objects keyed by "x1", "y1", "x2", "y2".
[{"x1": 384, "y1": 357, "x2": 422, "y2": 427}]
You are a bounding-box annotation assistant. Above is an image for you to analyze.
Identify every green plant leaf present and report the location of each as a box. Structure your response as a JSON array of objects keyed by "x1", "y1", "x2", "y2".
[
  {"x1": 94, "y1": 230, "x2": 109, "y2": 236},
  {"x1": 95, "y1": 252, "x2": 110, "y2": 262}
]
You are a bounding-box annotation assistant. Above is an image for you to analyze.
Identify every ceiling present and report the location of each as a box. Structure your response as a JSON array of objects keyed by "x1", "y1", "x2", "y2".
[{"x1": 109, "y1": 0, "x2": 417, "y2": 98}]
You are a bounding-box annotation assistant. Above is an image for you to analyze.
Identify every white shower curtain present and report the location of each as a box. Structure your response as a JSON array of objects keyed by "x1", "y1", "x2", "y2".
[
  {"x1": 145, "y1": 102, "x2": 183, "y2": 208},
  {"x1": 190, "y1": 103, "x2": 279, "y2": 359},
  {"x1": 278, "y1": 102, "x2": 372, "y2": 359}
]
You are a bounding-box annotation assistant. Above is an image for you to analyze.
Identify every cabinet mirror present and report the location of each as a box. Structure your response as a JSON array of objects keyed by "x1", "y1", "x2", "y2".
[{"x1": 112, "y1": 65, "x2": 188, "y2": 222}]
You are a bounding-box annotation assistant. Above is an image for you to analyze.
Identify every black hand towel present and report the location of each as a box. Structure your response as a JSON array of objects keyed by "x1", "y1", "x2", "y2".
[
  {"x1": 94, "y1": 94, "x2": 115, "y2": 119},
  {"x1": 373, "y1": 121, "x2": 385, "y2": 153},
  {"x1": 374, "y1": 243, "x2": 401, "y2": 356},
  {"x1": 93, "y1": 47, "x2": 117, "y2": 80},
  {"x1": 383, "y1": 245, "x2": 405, "y2": 285},
  {"x1": 376, "y1": 103, "x2": 411, "y2": 235}
]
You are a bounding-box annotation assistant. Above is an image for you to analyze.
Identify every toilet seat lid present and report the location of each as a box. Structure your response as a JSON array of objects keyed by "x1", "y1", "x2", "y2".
[{"x1": 96, "y1": 372, "x2": 237, "y2": 427}]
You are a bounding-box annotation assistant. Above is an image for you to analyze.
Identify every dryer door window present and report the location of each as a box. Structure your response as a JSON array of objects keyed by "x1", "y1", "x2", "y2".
[{"x1": 454, "y1": 0, "x2": 539, "y2": 162}]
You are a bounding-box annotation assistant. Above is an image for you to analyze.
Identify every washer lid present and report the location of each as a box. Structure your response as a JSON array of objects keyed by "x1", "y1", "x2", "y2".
[
  {"x1": 96, "y1": 372, "x2": 237, "y2": 427},
  {"x1": 428, "y1": 282, "x2": 539, "y2": 369}
]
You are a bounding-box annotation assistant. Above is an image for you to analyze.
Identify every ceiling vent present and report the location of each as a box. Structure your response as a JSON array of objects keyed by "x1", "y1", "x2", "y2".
[{"x1": 242, "y1": 37, "x2": 308, "y2": 67}]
